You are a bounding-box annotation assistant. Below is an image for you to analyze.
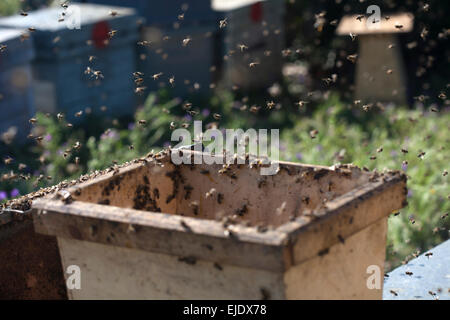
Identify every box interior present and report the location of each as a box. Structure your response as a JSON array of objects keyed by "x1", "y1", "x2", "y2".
[{"x1": 73, "y1": 158, "x2": 374, "y2": 228}]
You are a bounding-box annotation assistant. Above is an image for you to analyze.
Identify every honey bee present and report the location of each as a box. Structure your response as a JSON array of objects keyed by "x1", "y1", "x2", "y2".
[
  {"x1": 108, "y1": 30, "x2": 118, "y2": 38},
  {"x1": 390, "y1": 290, "x2": 398, "y2": 296},
  {"x1": 356, "y1": 15, "x2": 365, "y2": 22},
  {"x1": 28, "y1": 118, "x2": 37, "y2": 124},
  {"x1": 182, "y1": 37, "x2": 192, "y2": 47},
  {"x1": 238, "y1": 44, "x2": 248, "y2": 52},
  {"x1": 169, "y1": 76, "x2": 175, "y2": 86},
  {"x1": 0, "y1": 44, "x2": 6, "y2": 52},
  {"x1": 405, "y1": 271, "x2": 413, "y2": 276},
  {"x1": 169, "y1": 122, "x2": 176, "y2": 130},
  {"x1": 349, "y1": 32, "x2": 357, "y2": 41},
  {"x1": 28, "y1": 27, "x2": 36, "y2": 32},
  {"x1": 205, "y1": 188, "x2": 216, "y2": 199},
  {"x1": 377, "y1": 147, "x2": 383, "y2": 153},
  {"x1": 296, "y1": 100, "x2": 309, "y2": 108},
  {"x1": 346, "y1": 54, "x2": 358, "y2": 63},
  {"x1": 266, "y1": 101, "x2": 276, "y2": 110},
  {"x1": 309, "y1": 129, "x2": 319, "y2": 139},
  {"x1": 20, "y1": 11, "x2": 28, "y2": 17},
  {"x1": 137, "y1": 40, "x2": 151, "y2": 47},
  {"x1": 135, "y1": 86, "x2": 147, "y2": 94},
  {"x1": 249, "y1": 61, "x2": 260, "y2": 68},
  {"x1": 425, "y1": 252, "x2": 433, "y2": 258},
  {"x1": 138, "y1": 119, "x2": 147, "y2": 126},
  {"x1": 57, "y1": 113, "x2": 64, "y2": 121},
  {"x1": 75, "y1": 110, "x2": 83, "y2": 117},
  {"x1": 395, "y1": 23, "x2": 403, "y2": 29},
  {"x1": 386, "y1": 69, "x2": 393, "y2": 75},
  {"x1": 213, "y1": 113, "x2": 222, "y2": 120},
  {"x1": 92, "y1": 70, "x2": 104, "y2": 80},
  {"x1": 152, "y1": 72, "x2": 163, "y2": 80},
  {"x1": 109, "y1": 10, "x2": 118, "y2": 17},
  {"x1": 178, "y1": 13, "x2": 185, "y2": 20},
  {"x1": 4, "y1": 157, "x2": 13, "y2": 165},
  {"x1": 88, "y1": 55, "x2": 96, "y2": 63},
  {"x1": 219, "y1": 18, "x2": 228, "y2": 29}
]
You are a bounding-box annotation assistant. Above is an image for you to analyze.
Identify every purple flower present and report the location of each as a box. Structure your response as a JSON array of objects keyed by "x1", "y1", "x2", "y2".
[
  {"x1": 295, "y1": 152, "x2": 303, "y2": 161},
  {"x1": 401, "y1": 162, "x2": 408, "y2": 171},
  {"x1": 10, "y1": 188, "x2": 20, "y2": 198},
  {"x1": 128, "y1": 122, "x2": 136, "y2": 130},
  {"x1": 0, "y1": 191, "x2": 7, "y2": 201},
  {"x1": 316, "y1": 144, "x2": 323, "y2": 152},
  {"x1": 202, "y1": 109, "x2": 210, "y2": 117},
  {"x1": 184, "y1": 114, "x2": 193, "y2": 122},
  {"x1": 390, "y1": 150, "x2": 398, "y2": 158},
  {"x1": 407, "y1": 189, "x2": 413, "y2": 198},
  {"x1": 44, "y1": 134, "x2": 52, "y2": 142}
]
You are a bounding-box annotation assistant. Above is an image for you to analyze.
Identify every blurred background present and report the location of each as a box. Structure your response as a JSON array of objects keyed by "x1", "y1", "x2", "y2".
[{"x1": 0, "y1": 0, "x2": 448, "y2": 270}]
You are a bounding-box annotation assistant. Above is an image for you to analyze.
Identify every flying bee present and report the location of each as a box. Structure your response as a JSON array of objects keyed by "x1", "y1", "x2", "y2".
[
  {"x1": 0, "y1": 44, "x2": 6, "y2": 52},
  {"x1": 205, "y1": 188, "x2": 216, "y2": 199},
  {"x1": 425, "y1": 252, "x2": 433, "y2": 258},
  {"x1": 349, "y1": 32, "x2": 357, "y2": 41},
  {"x1": 405, "y1": 271, "x2": 413, "y2": 276},
  {"x1": 238, "y1": 44, "x2": 248, "y2": 52},
  {"x1": 377, "y1": 147, "x2": 383, "y2": 153},
  {"x1": 178, "y1": 13, "x2": 185, "y2": 20},
  {"x1": 135, "y1": 86, "x2": 147, "y2": 94},
  {"x1": 108, "y1": 30, "x2": 118, "y2": 38},
  {"x1": 386, "y1": 69, "x2": 393, "y2": 75},
  {"x1": 438, "y1": 92, "x2": 447, "y2": 100},
  {"x1": 92, "y1": 70, "x2": 104, "y2": 80},
  {"x1": 417, "y1": 151, "x2": 426, "y2": 159},
  {"x1": 388, "y1": 43, "x2": 395, "y2": 49},
  {"x1": 443, "y1": 170, "x2": 448, "y2": 177},
  {"x1": 346, "y1": 54, "x2": 358, "y2": 63},
  {"x1": 389, "y1": 290, "x2": 398, "y2": 296},
  {"x1": 394, "y1": 23, "x2": 403, "y2": 29},
  {"x1": 266, "y1": 101, "x2": 276, "y2": 110},
  {"x1": 356, "y1": 15, "x2": 365, "y2": 22},
  {"x1": 249, "y1": 61, "x2": 259, "y2": 68},
  {"x1": 213, "y1": 113, "x2": 222, "y2": 120},
  {"x1": 187, "y1": 110, "x2": 198, "y2": 116},
  {"x1": 137, "y1": 40, "x2": 151, "y2": 47},
  {"x1": 57, "y1": 113, "x2": 64, "y2": 121},
  {"x1": 88, "y1": 55, "x2": 96, "y2": 63},
  {"x1": 4, "y1": 157, "x2": 13, "y2": 165},
  {"x1": 20, "y1": 33, "x2": 30, "y2": 42},
  {"x1": 250, "y1": 105, "x2": 260, "y2": 114},
  {"x1": 309, "y1": 129, "x2": 319, "y2": 139},
  {"x1": 28, "y1": 27, "x2": 36, "y2": 32},
  {"x1": 152, "y1": 72, "x2": 163, "y2": 80},
  {"x1": 28, "y1": 118, "x2": 37, "y2": 124},
  {"x1": 169, "y1": 122, "x2": 176, "y2": 130},
  {"x1": 219, "y1": 18, "x2": 228, "y2": 29},
  {"x1": 181, "y1": 123, "x2": 189, "y2": 129},
  {"x1": 20, "y1": 11, "x2": 28, "y2": 17},
  {"x1": 296, "y1": 100, "x2": 309, "y2": 108},
  {"x1": 109, "y1": 10, "x2": 118, "y2": 16},
  {"x1": 66, "y1": 123, "x2": 73, "y2": 128},
  {"x1": 182, "y1": 37, "x2": 192, "y2": 47},
  {"x1": 75, "y1": 110, "x2": 83, "y2": 117},
  {"x1": 169, "y1": 76, "x2": 175, "y2": 86},
  {"x1": 401, "y1": 148, "x2": 408, "y2": 154},
  {"x1": 138, "y1": 119, "x2": 147, "y2": 126}
]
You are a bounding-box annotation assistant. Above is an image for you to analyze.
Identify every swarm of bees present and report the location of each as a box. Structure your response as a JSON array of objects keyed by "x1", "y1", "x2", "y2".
[{"x1": 0, "y1": 1, "x2": 448, "y2": 302}]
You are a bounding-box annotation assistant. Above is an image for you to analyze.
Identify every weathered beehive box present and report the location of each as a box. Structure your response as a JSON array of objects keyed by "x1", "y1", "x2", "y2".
[
  {"x1": 0, "y1": 28, "x2": 35, "y2": 142},
  {"x1": 0, "y1": 210, "x2": 66, "y2": 299},
  {"x1": 0, "y1": 4, "x2": 141, "y2": 119},
  {"x1": 32, "y1": 150, "x2": 407, "y2": 299}
]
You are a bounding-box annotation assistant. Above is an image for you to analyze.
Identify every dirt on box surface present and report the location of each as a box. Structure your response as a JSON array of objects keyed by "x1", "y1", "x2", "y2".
[{"x1": 0, "y1": 222, "x2": 67, "y2": 300}]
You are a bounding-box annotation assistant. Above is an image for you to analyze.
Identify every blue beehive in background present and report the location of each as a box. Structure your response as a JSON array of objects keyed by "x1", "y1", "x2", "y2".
[
  {"x1": 0, "y1": 4, "x2": 141, "y2": 120},
  {"x1": 0, "y1": 28, "x2": 35, "y2": 142},
  {"x1": 79, "y1": 0, "x2": 219, "y2": 98}
]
